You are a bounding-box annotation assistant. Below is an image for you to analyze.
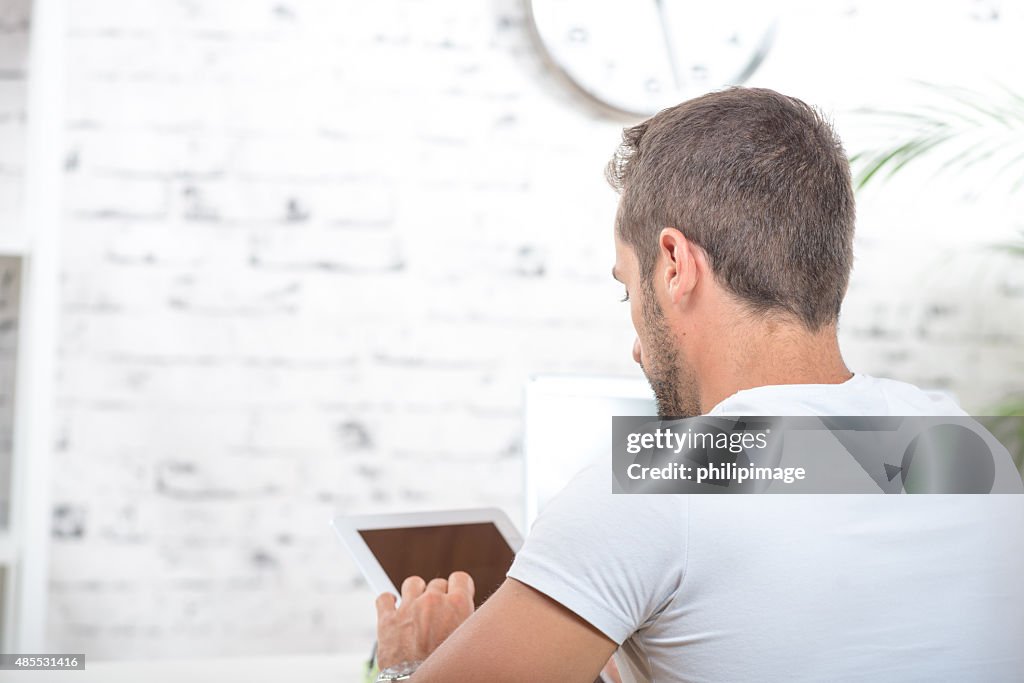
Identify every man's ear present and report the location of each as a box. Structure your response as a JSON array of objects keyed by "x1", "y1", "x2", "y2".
[{"x1": 657, "y1": 227, "x2": 699, "y2": 304}]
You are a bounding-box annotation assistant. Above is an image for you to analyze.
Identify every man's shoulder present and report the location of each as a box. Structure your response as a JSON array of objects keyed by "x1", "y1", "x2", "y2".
[
  {"x1": 855, "y1": 374, "x2": 968, "y2": 416},
  {"x1": 709, "y1": 372, "x2": 968, "y2": 417}
]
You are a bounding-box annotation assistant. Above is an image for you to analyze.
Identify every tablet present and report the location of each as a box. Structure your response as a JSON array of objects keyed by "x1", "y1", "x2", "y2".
[{"x1": 331, "y1": 507, "x2": 524, "y2": 608}]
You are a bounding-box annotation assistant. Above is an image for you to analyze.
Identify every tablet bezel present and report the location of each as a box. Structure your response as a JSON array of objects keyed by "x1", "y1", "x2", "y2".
[{"x1": 330, "y1": 507, "x2": 524, "y2": 602}]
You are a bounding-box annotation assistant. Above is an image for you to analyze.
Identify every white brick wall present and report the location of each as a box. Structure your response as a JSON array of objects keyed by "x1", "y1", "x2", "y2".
[{"x1": 26, "y1": 0, "x2": 1024, "y2": 660}]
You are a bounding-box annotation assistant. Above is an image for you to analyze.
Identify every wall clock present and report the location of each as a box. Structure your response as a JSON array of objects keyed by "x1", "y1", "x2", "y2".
[{"x1": 527, "y1": 0, "x2": 778, "y2": 119}]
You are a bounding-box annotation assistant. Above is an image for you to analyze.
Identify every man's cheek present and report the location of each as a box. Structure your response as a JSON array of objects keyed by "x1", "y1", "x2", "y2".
[{"x1": 630, "y1": 302, "x2": 644, "y2": 336}]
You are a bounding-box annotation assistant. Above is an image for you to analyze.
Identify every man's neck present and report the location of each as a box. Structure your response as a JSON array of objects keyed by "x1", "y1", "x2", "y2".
[{"x1": 696, "y1": 319, "x2": 852, "y2": 413}]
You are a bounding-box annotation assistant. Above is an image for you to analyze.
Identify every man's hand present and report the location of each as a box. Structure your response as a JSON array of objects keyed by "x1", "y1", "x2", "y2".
[{"x1": 375, "y1": 571, "x2": 475, "y2": 669}]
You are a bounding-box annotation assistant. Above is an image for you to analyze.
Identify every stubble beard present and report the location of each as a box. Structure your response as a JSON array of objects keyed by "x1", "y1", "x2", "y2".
[{"x1": 640, "y1": 289, "x2": 701, "y2": 419}]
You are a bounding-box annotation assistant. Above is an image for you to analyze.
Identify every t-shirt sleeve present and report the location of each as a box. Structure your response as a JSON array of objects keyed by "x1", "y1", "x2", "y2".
[{"x1": 507, "y1": 461, "x2": 689, "y2": 645}]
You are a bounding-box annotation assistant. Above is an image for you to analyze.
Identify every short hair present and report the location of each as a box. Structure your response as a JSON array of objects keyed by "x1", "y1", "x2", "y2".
[{"x1": 606, "y1": 87, "x2": 855, "y2": 331}]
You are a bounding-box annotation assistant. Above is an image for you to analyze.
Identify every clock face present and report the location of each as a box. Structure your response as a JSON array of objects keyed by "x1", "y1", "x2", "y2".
[{"x1": 528, "y1": 0, "x2": 777, "y2": 118}]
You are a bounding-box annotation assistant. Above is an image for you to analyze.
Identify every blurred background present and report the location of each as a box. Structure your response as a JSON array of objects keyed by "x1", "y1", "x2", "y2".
[{"x1": 0, "y1": 0, "x2": 1021, "y2": 665}]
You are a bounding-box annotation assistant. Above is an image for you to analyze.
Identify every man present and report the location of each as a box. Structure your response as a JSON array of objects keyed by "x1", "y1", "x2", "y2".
[{"x1": 372, "y1": 88, "x2": 1024, "y2": 682}]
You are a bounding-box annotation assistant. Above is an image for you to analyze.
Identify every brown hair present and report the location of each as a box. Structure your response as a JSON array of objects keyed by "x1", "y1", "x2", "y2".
[{"x1": 606, "y1": 87, "x2": 855, "y2": 331}]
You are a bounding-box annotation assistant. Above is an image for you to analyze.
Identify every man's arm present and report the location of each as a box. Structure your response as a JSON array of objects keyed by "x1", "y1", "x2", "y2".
[{"x1": 376, "y1": 574, "x2": 617, "y2": 683}]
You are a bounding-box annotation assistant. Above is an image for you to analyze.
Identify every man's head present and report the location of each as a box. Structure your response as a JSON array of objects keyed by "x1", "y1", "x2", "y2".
[{"x1": 608, "y1": 87, "x2": 856, "y2": 417}]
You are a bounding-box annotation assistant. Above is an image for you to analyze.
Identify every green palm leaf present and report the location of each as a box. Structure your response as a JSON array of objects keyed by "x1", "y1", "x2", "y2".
[{"x1": 852, "y1": 82, "x2": 1024, "y2": 194}]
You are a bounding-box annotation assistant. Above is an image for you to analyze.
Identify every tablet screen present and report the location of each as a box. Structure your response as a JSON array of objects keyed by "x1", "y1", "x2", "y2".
[{"x1": 359, "y1": 522, "x2": 516, "y2": 608}]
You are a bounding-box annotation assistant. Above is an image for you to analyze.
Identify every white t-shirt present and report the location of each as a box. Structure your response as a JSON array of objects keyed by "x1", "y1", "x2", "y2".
[{"x1": 507, "y1": 374, "x2": 1024, "y2": 682}]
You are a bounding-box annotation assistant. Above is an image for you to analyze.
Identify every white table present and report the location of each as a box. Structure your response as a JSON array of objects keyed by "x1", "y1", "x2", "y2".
[{"x1": 1, "y1": 653, "x2": 370, "y2": 683}]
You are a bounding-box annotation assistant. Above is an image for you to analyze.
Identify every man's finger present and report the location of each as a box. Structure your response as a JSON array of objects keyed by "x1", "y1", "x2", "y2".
[
  {"x1": 375, "y1": 592, "x2": 397, "y2": 618},
  {"x1": 401, "y1": 575, "x2": 426, "y2": 602},
  {"x1": 425, "y1": 577, "x2": 449, "y2": 594},
  {"x1": 448, "y1": 571, "x2": 475, "y2": 600}
]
